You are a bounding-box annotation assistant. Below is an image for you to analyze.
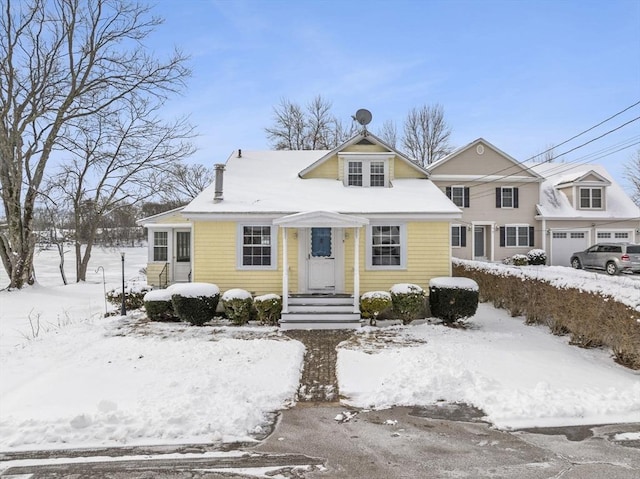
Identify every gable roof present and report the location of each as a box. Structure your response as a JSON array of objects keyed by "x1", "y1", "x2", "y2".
[
  {"x1": 298, "y1": 131, "x2": 429, "y2": 178},
  {"x1": 532, "y1": 162, "x2": 640, "y2": 220},
  {"x1": 427, "y1": 138, "x2": 544, "y2": 180}
]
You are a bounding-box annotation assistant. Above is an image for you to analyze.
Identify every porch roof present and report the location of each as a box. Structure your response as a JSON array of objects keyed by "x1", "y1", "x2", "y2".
[{"x1": 273, "y1": 210, "x2": 369, "y2": 228}]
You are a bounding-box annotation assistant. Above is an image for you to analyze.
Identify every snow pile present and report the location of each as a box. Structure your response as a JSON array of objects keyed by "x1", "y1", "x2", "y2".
[
  {"x1": 429, "y1": 277, "x2": 478, "y2": 291},
  {"x1": 454, "y1": 258, "x2": 640, "y2": 311},
  {"x1": 361, "y1": 291, "x2": 392, "y2": 300},
  {"x1": 168, "y1": 282, "x2": 220, "y2": 298},
  {"x1": 143, "y1": 289, "x2": 172, "y2": 302},
  {"x1": 222, "y1": 288, "x2": 253, "y2": 301},
  {"x1": 390, "y1": 283, "x2": 424, "y2": 294},
  {"x1": 338, "y1": 303, "x2": 640, "y2": 429},
  {"x1": 254, "y1": 293, "x2": 280, "y2": 303}
]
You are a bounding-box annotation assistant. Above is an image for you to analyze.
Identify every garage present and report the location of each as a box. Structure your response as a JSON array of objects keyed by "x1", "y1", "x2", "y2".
[
  {"x1": 595, "y1": 230, "x2": 634, "y2": 243},
  {"x1": 550, "y1": 230, "x2": 589, "y2": 266}
]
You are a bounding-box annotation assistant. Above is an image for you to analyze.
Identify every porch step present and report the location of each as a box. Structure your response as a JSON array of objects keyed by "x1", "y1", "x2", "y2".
[{"x1": 281, "y1": 294, "x2": 363, "y2": 330}]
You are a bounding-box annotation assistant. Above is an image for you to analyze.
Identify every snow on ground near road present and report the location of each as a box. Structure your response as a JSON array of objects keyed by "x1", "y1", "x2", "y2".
[{"x1": 338, "y1": 303, "x2": 640, "y2": 429}]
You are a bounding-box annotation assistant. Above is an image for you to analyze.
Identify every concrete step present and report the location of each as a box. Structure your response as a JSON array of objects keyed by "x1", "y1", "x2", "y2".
[
  {"x1": 288, "y1": 295, "x2": 354, "y2": 306},
  {"x1": 280, "y1": 312, "x2": 363, "y2": 331},
  {"x1": 287, "y1": 304, "x2": 355, "y2": 313}
]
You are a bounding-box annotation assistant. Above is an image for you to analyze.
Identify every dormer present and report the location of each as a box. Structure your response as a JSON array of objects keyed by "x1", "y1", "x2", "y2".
[
  {"x1": 338, "y1": 152, "x2": 394, "y2": 187},
  {"x1": 555, "y1": 169, "x2": 611, "y2": 211}
]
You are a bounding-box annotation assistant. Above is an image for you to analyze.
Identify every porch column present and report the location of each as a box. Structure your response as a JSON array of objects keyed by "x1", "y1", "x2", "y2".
[
  {"x1": 353, "y1": 227, "x2": 360, "y2": 313},
  {"x1": 282, "y1": 227, "x2": 289, "y2": 313}
]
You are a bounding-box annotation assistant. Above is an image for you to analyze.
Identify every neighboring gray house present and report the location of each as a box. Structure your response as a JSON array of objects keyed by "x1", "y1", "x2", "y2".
[
  {"x1": 532, "y1": 162, "x2": 640, "y2": 266},
  {"x1": 427, "y1": 138, "x2": 640, "y2": 266}
]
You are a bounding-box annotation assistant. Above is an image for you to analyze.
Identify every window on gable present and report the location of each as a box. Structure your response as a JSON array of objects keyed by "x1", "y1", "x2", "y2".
[
  {"x1": 153, "y1": 231, "x2": 168, "y2": 261},
  {"x1": 579, "y1": 187, "x2": 602, "y2": 209},
  {"x1": 446, "y1": 186, "x2": 470, "y2": 208},
  {"x1": 368, "y1": 225, "x2": 405, "y2": 268},
  {"x1": 346, "y1": 159, "x2": 387, "y2": 187},
  {"x1": 240, "y1": 225, "x2": 275, "y2": 268}
]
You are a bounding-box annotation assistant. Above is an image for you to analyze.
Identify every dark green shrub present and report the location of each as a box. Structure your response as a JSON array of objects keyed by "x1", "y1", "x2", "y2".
[
  {"x1": 106, "y1": 283, "x2": 153, "y2": 311},
  {"x1": 360, "y1": 291, "x2": 392, "y2": 325},
  {"x1": 254, "y1": 294, "x2": 282, "y2": 326},
  {"x1": 429, "y1": 277, "x2": 479, "y2": 325},
  {"x1": 143, "y1": 289, "x2": 177, "y2": 321},
  {"x1": 170, "y1": 283, "x2": 220, "y2": 326},
  {"x1": 511, "y1": 254, "x2": 528, "y2": 266},
  {"x1": 390, "y1": 283, "x2": 425, "y2": 325},
  {"x1": 221, "y1": 288, "x2": 254, "y2": 326},
  {"x1": 527, "y1": 249, "x2": 547, "y2": 265}
]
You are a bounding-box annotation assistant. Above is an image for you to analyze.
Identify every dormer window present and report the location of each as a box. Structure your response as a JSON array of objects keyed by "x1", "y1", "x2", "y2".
[
  {"x1": 579, "y1": 187, "x2": 602, "y2": 209},
  {"x1": 342, "y1": 154, "x2": 391, "y2": 187}
]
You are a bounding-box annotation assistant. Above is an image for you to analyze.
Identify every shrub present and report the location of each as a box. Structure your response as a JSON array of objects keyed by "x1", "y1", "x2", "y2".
[
  {"x1": 254, "y1": 294, "x2": 282, "y2": 326},
  {"x1": 221, "y1": 288, "x2": 254, "y2": 326},
  {"x1": 527, "y1": 249, "x2": 547, "y2": 265},
  {"x1": 106, "y1": 283, "x2": 153, "y2": 311},
  {"x1": 170, "y1": 283, "x2": 220, "y2": 326},
  {"x1": 429, "y1": 277, "x2": 479, "y2": 325},
  {"x1": 143, "y1": 289, "x2": 177, "y2": 321},
  {"x1": 360, "y1": 291, "x2": 392, "y2": 326},
  {"x1": 390, "y1": 283, "x2": 425, "y2": 325},
  {"x1": 511, "y1": 254, "x2": 528, "y2": 266}
]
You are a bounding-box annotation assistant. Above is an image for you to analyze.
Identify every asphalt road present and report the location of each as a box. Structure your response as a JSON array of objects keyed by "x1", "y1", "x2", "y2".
[{"x1": 2, "y1": 404, "x2": 639, "y2": 478}]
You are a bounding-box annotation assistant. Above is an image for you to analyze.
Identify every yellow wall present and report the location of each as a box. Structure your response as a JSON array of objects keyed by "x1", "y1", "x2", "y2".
[
  {"x1": 342, "y1": 144, "x2": 389, "y2": 153},
  {"x1": 147, "y1": 262, "x2": 168, "y2": 287},
  {"x1": 304, "y1": 156, "x2": 338, "y2": 179},
  {"x1": 344, "y1": 221, "x2": 450, "y2": 293},
  {"x1": 148, "y1": 212, "x2": 189, "y2": 224},
  {"x1": 393, "y1": 158, "x2": 427, "y2": 179}
]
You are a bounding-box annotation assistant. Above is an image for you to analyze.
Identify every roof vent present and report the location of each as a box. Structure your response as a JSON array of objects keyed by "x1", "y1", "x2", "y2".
[{"x1": 237, "y1": 149, "x2": 242, "y2": 158}]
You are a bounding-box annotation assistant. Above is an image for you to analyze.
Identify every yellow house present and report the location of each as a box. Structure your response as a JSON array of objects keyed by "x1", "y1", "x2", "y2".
[{"x1": 138, "y1": 131, "x2": 462, "y2": 328}]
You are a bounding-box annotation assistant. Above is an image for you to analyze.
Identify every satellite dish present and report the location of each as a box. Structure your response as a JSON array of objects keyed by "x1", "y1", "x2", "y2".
[{"x1": 354, "y1": 108, "x2": 372, "y2": 126}]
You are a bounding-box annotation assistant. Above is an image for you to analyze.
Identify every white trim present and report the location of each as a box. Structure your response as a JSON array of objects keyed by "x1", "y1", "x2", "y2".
[
  {"x1": 365, "y1": 222, "x2": 407, "y2": 270},
  {"x1": 145, "y1": 223, "x2": 192, "y2": 229},
  {"x1": 430, "y1": 174, "x2": 542, "y2": 183},
  {"x1": 185, "y1": 211, "x2": 461, "y2": 221},
  {"x1": 273, "y1": 210, "x2": 369, "y2": 228},
  {"x1": 504, "y1": 224, "x2": 531, "y2": 248},
  {"x1": 577, "y1": 186, "x2": 604, "y2": 210},
  {"x1": 282, "y1": 227, "x2": 288, "y2": 313},
  {"x1": 236, "y1": 223, "x2": 278, "y2": 271},
  {"x1": 499, "y1": 186, "x2": 515, "y2": 209},
  {"x1": 341, "y1": 156, "x2": 392, "y2": 187}
]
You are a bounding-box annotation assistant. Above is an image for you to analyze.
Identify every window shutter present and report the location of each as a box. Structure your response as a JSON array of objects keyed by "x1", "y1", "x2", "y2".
[
  {"x1": 460, "y1": 227, "x2": 467, "y2": 247},
  {"x1": 529, "y1": 226, "x2": 535, "y2": 247},
  {"x1": 496, "y1": 188, "x2": 502, "y2": 208},
  {"x1": 445, "y1": 186, "x2": 452, "y2": 199},
  {"x1": 514, "y1": 188, "x2": 519, "y2": 208},
  {"x1": 464, "y1": 187, "x2": 470, "y2": 208},
  {"x1": 500, "y1": 226, "x2": 506, "y2": 247}
]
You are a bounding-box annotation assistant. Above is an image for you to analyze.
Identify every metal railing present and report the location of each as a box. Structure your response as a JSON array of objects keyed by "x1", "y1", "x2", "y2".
[{"x1": 159, "y1": 263, "x2": 169, "y2": 289}]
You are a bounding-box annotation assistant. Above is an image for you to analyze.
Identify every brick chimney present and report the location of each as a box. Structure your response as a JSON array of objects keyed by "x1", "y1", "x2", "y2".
[{"x1": 213, "y1": 164, "x2": 225, "y2": 203}]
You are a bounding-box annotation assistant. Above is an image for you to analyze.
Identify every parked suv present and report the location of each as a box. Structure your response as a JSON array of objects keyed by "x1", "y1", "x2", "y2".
[{"x1": 570, "y1": 243, "x2": 640, "y2": 275}]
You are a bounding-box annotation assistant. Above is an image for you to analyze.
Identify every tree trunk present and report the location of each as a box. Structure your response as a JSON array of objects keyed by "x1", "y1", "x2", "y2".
[{"x1": 56, "y1": 242, "x2": 68, "y2": 285}]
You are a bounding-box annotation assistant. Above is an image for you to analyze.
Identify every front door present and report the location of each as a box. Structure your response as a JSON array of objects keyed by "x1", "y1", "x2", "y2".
[
  {"x1": 307, "y1": 227, "x2": 335, "y2": 291},
  {"x1": 474, "y1": 226, "x2": 485, "y2": 259},
  {"x1": 173, "y1": 230, "x2": 191, "y2": 282}
]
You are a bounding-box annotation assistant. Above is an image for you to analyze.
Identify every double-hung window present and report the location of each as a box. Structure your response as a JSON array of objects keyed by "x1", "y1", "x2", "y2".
[
  {"x1": 451, "y1": 225, "x2": 467, "y2": 247},
  {"x1": 579, "y1": 187, "x2": 602, "y2": 209},
  {"x1": 153, "y1": 231, "x2": 168, "y2": 261},
  {"x1": 238, "y1": 225, "x2": 276, "y2": 269},
  {"x1": 445, "y1": 186, "x2": 469, "y2": 208},
  {"x1": 342, "y1": 155, "x2": 390, "y2": 187},
  {"x1": 347, "y1": 161, "x2": 363, "y2": 186},
  {"x1": 496, "y1": 187, "x2": 519, "y2": 208},
  {"x1": 368, "y1": 224, "x2": 406, "y2": 269},
  {"x1": 501, "y1": 225, "x2": 533, "y2": 247}
]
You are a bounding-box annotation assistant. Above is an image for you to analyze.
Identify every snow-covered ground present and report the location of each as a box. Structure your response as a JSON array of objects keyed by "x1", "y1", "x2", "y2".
[{"x1": 1, "y1": 247, "x2": 638, "y2": 453}]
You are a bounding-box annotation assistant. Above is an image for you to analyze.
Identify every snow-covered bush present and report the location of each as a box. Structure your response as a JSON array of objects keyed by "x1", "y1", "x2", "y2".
[
  {"x1": 254, "y1": 294, "x2": 282, "y2": 326},
  {"x1": 143, "y1": 289, "x2": 177, "y2": 322},
  {"x1": 170, "y1": 283, "x2": 220, "y2": 326},
  {"x1": 429, "y1": 277, "x2": 479, "y2": 326},
  {"x1": 526, "y1": 249, "x2": 547, "y2": 266},
  {"x1": 106, "y1": 283, "x2": 153, "y2": 311},
  {"x1": 221, "y1": 288, "x2": 254, "y2": 326},
  {"x1": 360, "y1": 291, "x2": 392, "y2": 326},
  {"x1": 511, "y1": 254, "x2": 528, "y2": 266},
  {"x1": 390, "y1": 283, "x2": 425, "y2": 325}
]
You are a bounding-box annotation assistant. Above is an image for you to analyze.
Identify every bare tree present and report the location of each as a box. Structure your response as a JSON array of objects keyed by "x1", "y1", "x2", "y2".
[
  {"x1": 152, "y1": 163, "x2": 214, "y2": 204},
  {"x1": 377, "y1": 119, "x2": 398, "y2": 148},
  {"x1": 531, "y1": 144, "x2": 558, "y2": 163},
  {"x1": 0, "y1": 0, "x2": 190, "y2": 289},
  {"x1": 402, "y1": 104, "x2": 452, "y2": 166},
  {"x1": 624, "y1": 148, "x2": 640, "y2": 206},
  {"x1": 265, "y1": 95, "x2": 354, "y2": 150},
  {"x1": 49, "y1": 100, "x2": 195, "y2": 282}
]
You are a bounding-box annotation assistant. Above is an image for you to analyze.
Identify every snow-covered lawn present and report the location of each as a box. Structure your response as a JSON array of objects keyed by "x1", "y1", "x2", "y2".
[{"x1": 1, "y1": 246, "x2": 638, "y2": 453}]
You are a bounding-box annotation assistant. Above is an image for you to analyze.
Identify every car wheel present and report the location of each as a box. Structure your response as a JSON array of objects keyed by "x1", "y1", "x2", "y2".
[
  {"x1": 605, "y1": 261, "x2": 618, "y2": 275},
  {"x1": 571, "y1": 258, "x2": 582, "y2": 269}
]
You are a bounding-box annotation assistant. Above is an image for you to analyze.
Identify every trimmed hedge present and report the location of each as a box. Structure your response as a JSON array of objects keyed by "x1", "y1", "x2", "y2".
[
  {"x1": 390, "y1": 283, "x2": 425, "y2": 325},
  {"x1": 453, "y1": 262, "x2": 640, "y2": 370},
  {"x1": 429, "y1": 277, "x2": 479, "y2": 325},
  {"x1": 143, "y1": 289, "x2": 177, "y2": 322},
  {"x1": 254, "y1": 294, "x2": 282, "y2": 326},
  {"x1": 527, "y1": 249, "x2": 547, "y2": 265},
  {"x1": 170, "y1": 283, "x2": 220, "y2": 326},
  {"x1": 221, "y1": 288, "x2": 254, "y2": 326},
  {"x1": 106, "y1": 283, "x2": 153, "y2": 311},
  {"x1": 360, "y1": 291, "x2": 392, "y2": 325}
]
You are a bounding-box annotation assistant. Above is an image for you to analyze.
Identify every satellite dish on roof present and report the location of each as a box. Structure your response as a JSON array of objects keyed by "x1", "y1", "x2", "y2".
[{"x1": 354, "y1": 108, "x2": 372, "y2": 126}]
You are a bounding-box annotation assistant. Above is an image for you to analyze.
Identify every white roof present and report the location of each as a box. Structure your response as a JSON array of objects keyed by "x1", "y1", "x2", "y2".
[
  {"x1": 183, "y1": 150, "x2": 461, "y2": 217},
  {"x1": 532, "y1": 162, "x2": 640, "y2": 220}
]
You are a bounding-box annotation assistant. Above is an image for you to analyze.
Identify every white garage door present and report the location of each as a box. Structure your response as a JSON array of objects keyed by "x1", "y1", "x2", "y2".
[
  {"x1": 550, "y1": 231, "x2": 589, "y2": 266},
  {"x1": 596, "y1": 231, "x2": 633, "y2": 243}
]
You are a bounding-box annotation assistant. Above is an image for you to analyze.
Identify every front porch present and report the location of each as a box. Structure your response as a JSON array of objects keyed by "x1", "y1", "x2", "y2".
[{"x1": 279, "y1": 294, "x2": 363, "y2": 330}]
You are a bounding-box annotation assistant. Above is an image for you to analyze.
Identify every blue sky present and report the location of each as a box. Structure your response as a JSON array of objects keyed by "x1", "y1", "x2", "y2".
[{"x1": 149, "y1": 0, "x2": 640, "y2": 192}]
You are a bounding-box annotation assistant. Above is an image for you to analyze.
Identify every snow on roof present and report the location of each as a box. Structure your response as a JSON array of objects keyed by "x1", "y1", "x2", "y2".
[
  {"x1": 532, "y1": 162, "x2": 640, "y2": 219},
  {"x1": 183, "y1": 150, "x2": 461, "y2": 217}
]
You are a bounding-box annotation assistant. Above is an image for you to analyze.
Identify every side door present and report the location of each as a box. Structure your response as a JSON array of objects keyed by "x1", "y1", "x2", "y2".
[{"x1": 173, "y1": 230, "x2": 191, "y2": 282}]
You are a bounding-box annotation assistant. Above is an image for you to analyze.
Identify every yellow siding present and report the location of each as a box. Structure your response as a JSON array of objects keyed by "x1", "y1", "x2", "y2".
[
  {"x1": 344, "y1": 222, "x2": 450, "y2": 293},
  {"x1": 393, "y1": 158, "x2": 427, "y2": 179},
  {"x1": 192, "y1": 221, "x2": 298, "y2": 296},
  {"x1": 149, "y1": 213, "x2": 189, "y2": 224},
  {"x1": 342, "y1": 144, "x2": 389, "y2": 153},
  {"x1": 147, "y1": 262, "x2": 168, "y2": 287},
  {"x1": 303, "y1": 156, "x2": 339, "y2": 179}
]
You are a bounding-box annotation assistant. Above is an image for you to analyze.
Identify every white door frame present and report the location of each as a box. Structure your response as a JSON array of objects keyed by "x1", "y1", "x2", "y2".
[
  {"x1": 471, "y1": 222, "x2": 495, "y2": 261},
  {"x1": 172, "y1": 229, "x2": 192, "y2": 282},
  {"x1": 298, "y1": 227, "x2": 345, "y2": 293}
]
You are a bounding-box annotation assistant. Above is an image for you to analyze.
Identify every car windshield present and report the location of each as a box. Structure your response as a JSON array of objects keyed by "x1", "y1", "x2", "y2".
[{"x1": 627, "y1": 245, "x2": 640, "y2": 254}]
